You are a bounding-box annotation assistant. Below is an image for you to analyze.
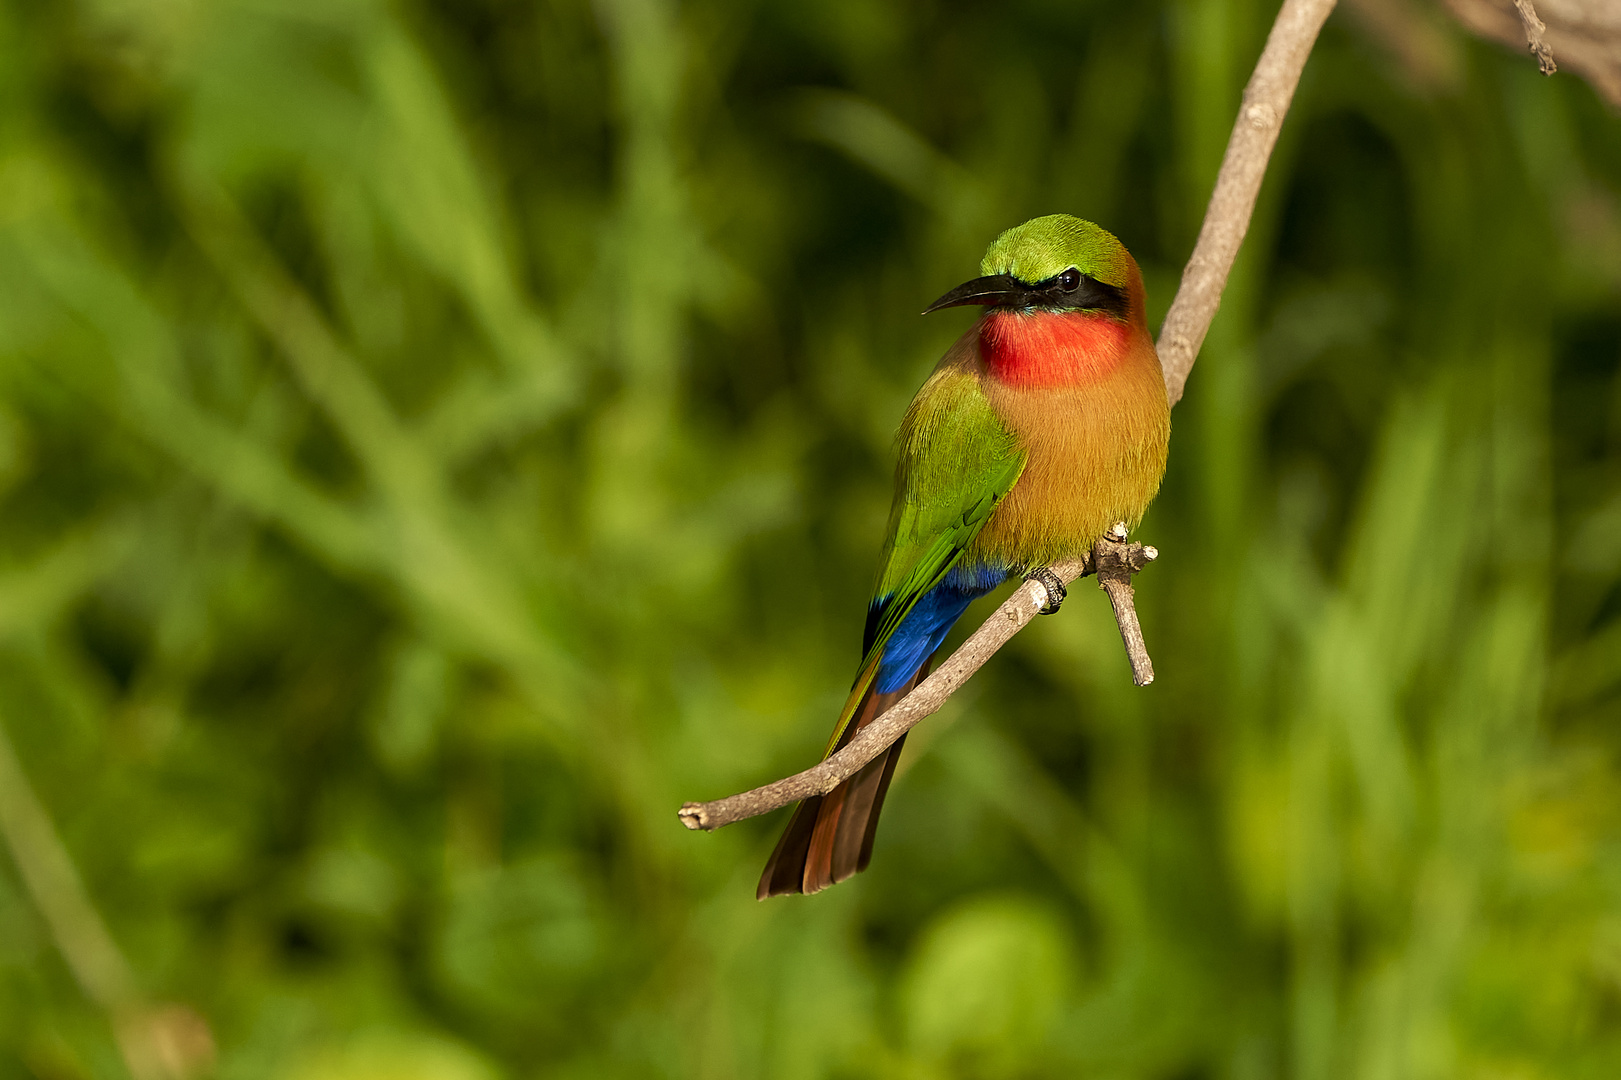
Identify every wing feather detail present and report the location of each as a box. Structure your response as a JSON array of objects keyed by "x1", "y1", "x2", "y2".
[{"x1": 821, "y1": 359, "x2": 1024, "y2": 756}]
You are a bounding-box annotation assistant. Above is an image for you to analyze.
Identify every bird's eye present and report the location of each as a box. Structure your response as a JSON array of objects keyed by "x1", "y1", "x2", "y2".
[{"x1": 1057, "y1": 268, "x2": 1082, "y2": 292}]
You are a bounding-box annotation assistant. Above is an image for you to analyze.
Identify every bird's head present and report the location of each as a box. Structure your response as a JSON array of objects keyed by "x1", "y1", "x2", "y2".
[{"x1": 924, "y1": 215, "x2": 1141, "y2": 323}]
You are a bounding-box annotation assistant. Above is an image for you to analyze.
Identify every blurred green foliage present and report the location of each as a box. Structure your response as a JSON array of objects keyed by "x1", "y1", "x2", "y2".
[{"x1": 0, "y1": 0, "x2": 1618, "y2": 1077}]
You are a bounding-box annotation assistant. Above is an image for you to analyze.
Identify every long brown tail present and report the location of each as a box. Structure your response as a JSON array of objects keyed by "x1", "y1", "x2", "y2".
[{"x1": 756, "y1": 661, "x2": 930, "y2": 898}]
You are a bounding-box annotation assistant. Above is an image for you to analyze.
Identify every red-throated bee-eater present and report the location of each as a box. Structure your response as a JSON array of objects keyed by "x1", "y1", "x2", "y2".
[{"x1": 758, "y1": 215, "x2": 1170, "y2": 897}]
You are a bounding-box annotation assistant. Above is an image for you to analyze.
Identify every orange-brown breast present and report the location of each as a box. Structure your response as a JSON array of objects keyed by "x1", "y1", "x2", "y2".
[{"x1": 967, "y1": 311, "x2": 1170, "y2": 568}]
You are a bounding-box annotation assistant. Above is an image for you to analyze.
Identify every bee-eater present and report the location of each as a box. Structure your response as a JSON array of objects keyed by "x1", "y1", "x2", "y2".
[{"x1": 758, "y1": 215, "x2": 1170, "y2": 898}]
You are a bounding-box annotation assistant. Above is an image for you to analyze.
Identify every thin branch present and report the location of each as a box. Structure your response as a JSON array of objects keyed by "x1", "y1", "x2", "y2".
[
  {"x1": 680, "y1": 569, "x2": 1072, "y2": 831},
  {"x1": 680, "y1": 0, "x2": 1338, "y2": 834},
  {"x1": 1513, "y1": 0, "x2": 1558, "y2": 75},
  {"x1": 1096, "y1": 538, "x2": 1160, "y2": 686},
  {"x1": 681, "y1": 536, "x2": 1158, "y2": 832},
  {"x1": 1158, "y1": 0, "x2": 1340, "y2": 406},
  {"x1": 1443, "y1": 0, "x2": 1615, "y2": 103}
]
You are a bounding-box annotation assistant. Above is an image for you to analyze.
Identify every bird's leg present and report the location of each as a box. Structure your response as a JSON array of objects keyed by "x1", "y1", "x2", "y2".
[{"x1": 1025, "y1": 566, "x2": 1067, "y2": 615}]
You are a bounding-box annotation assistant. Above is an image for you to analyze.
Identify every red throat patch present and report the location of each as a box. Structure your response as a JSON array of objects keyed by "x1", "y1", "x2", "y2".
[{"x1": 979, "y1": 311, "x2": 1132, "y2": 389}]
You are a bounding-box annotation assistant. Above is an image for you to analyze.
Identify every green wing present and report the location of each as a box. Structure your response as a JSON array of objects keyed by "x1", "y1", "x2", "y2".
[{"x1": 823, "y1": 369, "x2": 1025, "y2": 754}]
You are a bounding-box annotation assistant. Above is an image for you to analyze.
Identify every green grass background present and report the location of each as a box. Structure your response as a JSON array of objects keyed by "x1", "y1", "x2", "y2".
[{"x1": 1, "y1": 0, "x2": 1619, "y2": 1077}]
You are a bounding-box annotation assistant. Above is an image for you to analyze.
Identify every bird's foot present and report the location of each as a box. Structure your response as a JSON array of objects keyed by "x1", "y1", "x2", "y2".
[{"x1": 1026, "y1": 566, "x2": 1067, "y2": 615}]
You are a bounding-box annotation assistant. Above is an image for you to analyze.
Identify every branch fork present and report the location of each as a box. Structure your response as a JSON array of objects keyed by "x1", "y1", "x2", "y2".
[{"x1": 1092, "y1": 523, "x2": 1160, "y2": 687}]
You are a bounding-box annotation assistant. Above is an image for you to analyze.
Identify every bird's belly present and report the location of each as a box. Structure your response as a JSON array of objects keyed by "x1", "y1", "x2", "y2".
[{"x1": 973, "y1": 357, "x2": 1170, "y2": 568}]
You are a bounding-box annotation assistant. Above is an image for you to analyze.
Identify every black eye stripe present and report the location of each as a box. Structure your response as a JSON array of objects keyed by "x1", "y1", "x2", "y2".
[
  {"x1": 922, "y1": 269, "x2": 1130, "y2": 317},
  {"x1": 1023, "y1": 269, "x2": 1129, "y2": 316}
]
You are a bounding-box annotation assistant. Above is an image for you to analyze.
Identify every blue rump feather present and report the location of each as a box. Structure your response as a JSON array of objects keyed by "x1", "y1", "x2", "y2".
[{"x1": 871, "y1": 562, "x2": 1009, "y2": 693}]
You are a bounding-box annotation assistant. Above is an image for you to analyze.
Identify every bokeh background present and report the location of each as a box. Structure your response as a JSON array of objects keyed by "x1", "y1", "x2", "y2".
[{"x1": 0, "y1": 0, "x2": 1619, "y2": 1077}]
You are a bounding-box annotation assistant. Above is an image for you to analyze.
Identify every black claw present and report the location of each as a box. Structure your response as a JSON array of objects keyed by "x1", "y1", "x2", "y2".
[{"x1": 1026, "y1": 567, "x2": 1066, "y2": 614}]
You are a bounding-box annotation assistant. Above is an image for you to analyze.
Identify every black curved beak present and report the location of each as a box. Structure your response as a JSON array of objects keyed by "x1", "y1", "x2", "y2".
[{"x1": 922, "y1": 274, "x2": 1030, "y2": 315}]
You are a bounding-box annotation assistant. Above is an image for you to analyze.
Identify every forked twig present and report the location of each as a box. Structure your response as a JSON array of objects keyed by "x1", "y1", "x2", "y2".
[{"x1": 1094, "y1": 530, "x2": 1160, "y2": 686}]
